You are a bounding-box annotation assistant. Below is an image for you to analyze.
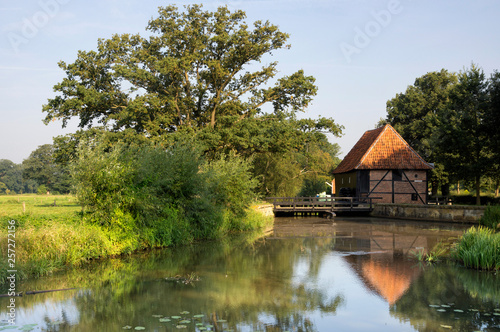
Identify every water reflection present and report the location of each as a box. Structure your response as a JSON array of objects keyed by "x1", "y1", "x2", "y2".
[{"x1": 1, "y1": 217, "x2": 499, "y2": 331}]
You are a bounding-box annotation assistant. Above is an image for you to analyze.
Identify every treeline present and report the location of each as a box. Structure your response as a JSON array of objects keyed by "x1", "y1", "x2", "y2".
[
  {"x1": 381, "y1": 64, "x2": 500, "y2": 204},
  {"x1": 0, "y1": 144, "x2": 71, "y2": 195}
]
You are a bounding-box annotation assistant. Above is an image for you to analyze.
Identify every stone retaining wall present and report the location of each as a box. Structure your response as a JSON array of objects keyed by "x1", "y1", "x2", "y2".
[{"x1": 371, "y1": 203, "x2": 485, "y2": 223}]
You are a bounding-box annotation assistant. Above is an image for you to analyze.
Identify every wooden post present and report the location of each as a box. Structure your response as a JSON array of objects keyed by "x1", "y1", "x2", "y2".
[{"x1": 22, "y1": 201, "x2": 25, "y2": 213}]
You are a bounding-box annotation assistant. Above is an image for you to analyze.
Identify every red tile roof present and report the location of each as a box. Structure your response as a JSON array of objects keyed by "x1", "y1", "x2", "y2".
[{"x1": 333, "y1": 124, "x2": 432, "y2": 174}]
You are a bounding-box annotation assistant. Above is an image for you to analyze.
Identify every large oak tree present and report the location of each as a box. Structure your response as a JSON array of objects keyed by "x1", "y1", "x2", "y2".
[
  {"x1": 43, "y1": 5, "x2": 342, "y2": 151},
  {"x1": 43, "y1": 5, "x2": 343, "y2": 197}
]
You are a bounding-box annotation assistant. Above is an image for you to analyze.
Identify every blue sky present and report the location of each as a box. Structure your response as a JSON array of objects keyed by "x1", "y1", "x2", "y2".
[{"x1": 1, "y1": 0, "x2": 499, "y2": 164}]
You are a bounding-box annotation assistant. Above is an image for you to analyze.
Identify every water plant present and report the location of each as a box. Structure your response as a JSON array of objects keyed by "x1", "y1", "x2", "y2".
[
  {"x1": 453, "y1": 226, "x2": 500, "y2": 270},
  {"x1": 410, "y1": 242, "x2": 449, "y2": 263}
]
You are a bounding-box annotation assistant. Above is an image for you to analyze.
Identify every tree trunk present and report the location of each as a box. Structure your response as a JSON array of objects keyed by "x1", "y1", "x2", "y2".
[
  {"x1": 495, "y1": 179, "x2": 499, "y2": 198},
  {"x1": 475, "y1": 174, "x2": 481, "y2": 205},
  {"x1": 431, "y1": 181, "x2": 438, "y2": 197}
]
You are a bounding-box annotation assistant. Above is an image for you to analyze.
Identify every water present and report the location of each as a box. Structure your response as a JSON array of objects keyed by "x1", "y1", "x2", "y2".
[{"x1": 1, "y1": 217, "x2": 499, "y2": 331}]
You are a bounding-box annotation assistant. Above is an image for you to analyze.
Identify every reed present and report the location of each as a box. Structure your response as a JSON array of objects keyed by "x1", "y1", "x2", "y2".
[{"x1": 453, "y1": 226, "x2": 500, "y2": 271}]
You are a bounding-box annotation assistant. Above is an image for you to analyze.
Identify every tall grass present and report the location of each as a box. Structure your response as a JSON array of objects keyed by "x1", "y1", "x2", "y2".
[{"x1": 453, "y1": 226, "x2": 500, "y2": 270}]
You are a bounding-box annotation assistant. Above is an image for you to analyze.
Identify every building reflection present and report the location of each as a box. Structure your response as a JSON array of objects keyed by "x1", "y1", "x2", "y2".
[{"x1": 272, "y1": 216, "x2": 465, "y2": 306}]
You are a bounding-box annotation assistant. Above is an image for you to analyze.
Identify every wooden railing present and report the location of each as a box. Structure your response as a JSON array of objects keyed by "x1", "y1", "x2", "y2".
[{"x1": 266, "y1": 196, "x2": 379, "y2": 213}]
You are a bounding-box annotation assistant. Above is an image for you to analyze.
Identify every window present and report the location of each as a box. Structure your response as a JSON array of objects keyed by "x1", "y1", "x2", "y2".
[
  {"x1": 392, "y1": 170, "x2": 402, "y2": 181},
  {"x1": 411, "y1": 193, "x2": 418, "y2": 201}
]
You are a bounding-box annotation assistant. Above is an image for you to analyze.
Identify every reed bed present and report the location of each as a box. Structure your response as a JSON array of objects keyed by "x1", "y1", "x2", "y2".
[{"x1": 453, "y1": 226, "x2": 500, "y2": 271}]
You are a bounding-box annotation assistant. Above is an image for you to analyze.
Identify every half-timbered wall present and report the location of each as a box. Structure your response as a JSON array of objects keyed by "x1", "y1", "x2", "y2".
[{"x1": 367, "y1": 170, "x2": 427, "y2": 204}]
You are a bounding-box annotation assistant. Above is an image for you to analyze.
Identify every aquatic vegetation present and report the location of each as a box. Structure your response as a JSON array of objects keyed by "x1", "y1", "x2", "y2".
[
  {"x1": 165, "y1": 273, "x2": 200, "y2": 285},
  {"x1": 410, "y1": 242, "x2": 449, "y2": 263},
  {"x1": 453, "y1": 226, "x2": 500, "y2": 270}
]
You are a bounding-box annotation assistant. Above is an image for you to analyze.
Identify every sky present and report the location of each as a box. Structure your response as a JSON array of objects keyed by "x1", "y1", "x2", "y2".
[{"x1": 1, "y1": 0, "x2": 500, "y2": 164}]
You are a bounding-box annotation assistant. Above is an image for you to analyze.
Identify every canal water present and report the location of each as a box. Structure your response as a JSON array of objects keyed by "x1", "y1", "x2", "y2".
[{"x1": 1, "y1": 216, "x2": 499, "y2": 331}]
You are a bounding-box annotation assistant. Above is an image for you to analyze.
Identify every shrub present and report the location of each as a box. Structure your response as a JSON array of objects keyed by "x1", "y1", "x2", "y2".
[
  {"x1": 202, "y1": 152, "x2": 259, "y2": 219},
  {"x1": 37, "y1": 184, "x2": 47, "y2": 195},
  {"x1": 480, "y1": 205, "x2": 500, "y2": 229},
  {"x1": 71, "y1": 134, "x2": 263, "y2": 247}
]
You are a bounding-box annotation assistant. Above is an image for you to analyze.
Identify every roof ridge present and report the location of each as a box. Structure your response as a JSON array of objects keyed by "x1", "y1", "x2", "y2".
[
  {"x1": 355, "y1": 125, "x2": 387, "y2": 170},
  {"x1": 387, "y1": 125, "x2": 431, "y2": 168}
]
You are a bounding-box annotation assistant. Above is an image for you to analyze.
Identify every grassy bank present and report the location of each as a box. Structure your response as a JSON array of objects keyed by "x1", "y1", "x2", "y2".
[{"x1": 0, "y1": 194, "x2": 273, "y2": 284}]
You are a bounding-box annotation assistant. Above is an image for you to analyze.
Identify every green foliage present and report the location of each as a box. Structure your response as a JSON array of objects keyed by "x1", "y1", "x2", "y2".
[
  {"x1": 453, "y1": 226, "x2": 500, "y2": 270},
  {"x1": 298, "y1": 176, "x2": 331, "y2": 197},
  {"x1": 480, "y1": 205, "x2": 500, "y2": 229},
  {"x1": 0, "y1": 159, "x2": 24, "y2": 194},
  {"x1": 441, "y1": 64, "x2": 491, "y2": 205},
  {"x1": 36, "y1": 184, "x2": 47, "y2": 195},
  {"x1": 252, "y1": 137, "x2": 340, "y2": 197},
  {"x1": 384, "y1": 65, "x2": 500, "y2": 204},
  {"x1": 386, "y1": 69, "x2": 457, "y2": 161},
  {"x1": 22, "y1": 144, "x2": 71, "y2": 193},
  {"x1": 43, "y1": 4, "x2": 343, "y2": 187},
  {"x1": 70, "y1": 140, "x2": 134, "y2": 224},
  {"x1": 70, "y1": 134, "x2": 263, "y2": 246},
  {"x1": 0, "y1": 182, "x2": 7, "y2": 194},
  {"x1": 202, "y1": 152, "x2": 259, "y2": 218},
  {"x1": 42, "y1": 5, "x2": 341, "y2": 140},
  {"x1": 254, "y1": 152, "x2": 302, "y2": 197}
]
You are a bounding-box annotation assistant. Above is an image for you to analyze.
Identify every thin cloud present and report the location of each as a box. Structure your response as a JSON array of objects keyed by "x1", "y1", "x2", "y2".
[
  {"x1": 0, "y1": 66, "x2": 55, "y2": 71},
  {"x1": 0, "y1": 7, "x2": 23, "y2": 11}
]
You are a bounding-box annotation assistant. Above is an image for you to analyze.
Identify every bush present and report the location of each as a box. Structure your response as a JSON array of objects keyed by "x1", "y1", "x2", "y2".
[
  {"x1": 480, "y1": 205, "x2": 500, "y2": 229},
  {"x1": 70, "y1": 134, "x2": 262, "y2": 246},
  {"x1": 202, "y1": 152, "x2": 259, "y2": 219},
  {"x1": 37, "y1": 184, "x2": 47, "y2": 195}
]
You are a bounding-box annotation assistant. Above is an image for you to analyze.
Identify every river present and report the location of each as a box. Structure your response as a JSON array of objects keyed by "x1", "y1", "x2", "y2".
[{"x1": 1, "y1": 216, "x2": 499, "y2": 331}]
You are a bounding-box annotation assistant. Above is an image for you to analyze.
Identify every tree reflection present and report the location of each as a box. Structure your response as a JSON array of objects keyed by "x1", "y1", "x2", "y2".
[
  {"x1": 390, "y1": 265, "x2": 500, "y2": 331},
  {"x1": 67, "y1": 234, "x2": 344, "y2": 331}
]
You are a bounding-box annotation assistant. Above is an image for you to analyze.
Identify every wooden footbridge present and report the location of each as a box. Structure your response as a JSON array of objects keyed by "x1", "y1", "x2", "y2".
[{"x1": 267, "y1": 196, "x2": 378, "y2": 217}]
